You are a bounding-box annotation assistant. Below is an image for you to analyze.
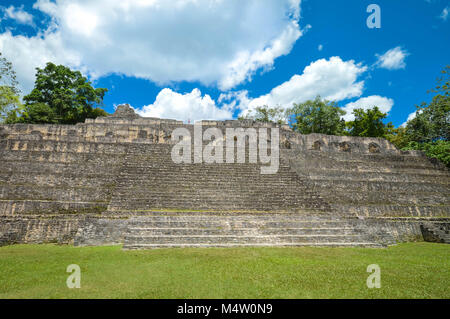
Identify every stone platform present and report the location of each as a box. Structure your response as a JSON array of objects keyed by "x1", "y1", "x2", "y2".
[{"x1": 0, "y1": 104, "x2": 449, "y2": 248}]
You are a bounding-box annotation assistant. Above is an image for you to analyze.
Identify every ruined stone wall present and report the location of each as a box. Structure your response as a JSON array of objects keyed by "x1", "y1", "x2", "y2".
[
  {"x1": 283, "y1": 132, "x2": 449, "y2": 219},
  {"x1": 0, "y1": 215, "x2": 84, "y2": 245},
  {"x1": 0, "y1": 104, "x2": 449, "y2": 247}
]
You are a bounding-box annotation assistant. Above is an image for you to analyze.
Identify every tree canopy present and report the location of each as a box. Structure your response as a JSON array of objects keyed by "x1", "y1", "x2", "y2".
[
  {"x1": 346, "y1": 106, "x2": 394, "y2": 138},
  {"x1": 286, "y1": 97, "x2": 346, "y2": 135},
  {"x1": 388, "y1": 65, "x2": 450, "y2": 167},
  {"x1": 404, "y1": 66, "x2": 449, "y2": 143},
  {"x1": 0, "y1": 52, "x2": 22, "y2": 123},
  {"x1": 10, "y1": 62, "x2": 108, "y2": 124},
  {"x1": 239, "y1": 105, "x2": 286, "y2": 124}
]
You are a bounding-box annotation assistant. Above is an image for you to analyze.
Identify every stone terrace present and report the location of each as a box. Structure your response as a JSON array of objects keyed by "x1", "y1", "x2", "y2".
[{"x1": 0, "y1": 104, "x2": 449, "y2": 248}]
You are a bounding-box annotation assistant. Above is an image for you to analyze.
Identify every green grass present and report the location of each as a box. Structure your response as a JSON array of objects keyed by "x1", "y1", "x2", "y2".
[{"x1": 0, "y1": 243, "x2": 448, "y2": 299}]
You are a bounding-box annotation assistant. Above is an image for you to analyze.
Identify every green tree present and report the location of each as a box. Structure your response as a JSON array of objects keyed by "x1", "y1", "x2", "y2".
[
  {"x1": 386, "y1": 126, "x2": 410, "y2": 149},
  {"x1": 394, "y1": 66, "x2": 450, "y2": 167},
  {"x1": 239, "y1": 105, "x2": 286, "y2": 124},
  {"x1": 286, "y1": 96, "x2": 346, "y2": 135},
  {"x1": 0, "y1": 52, "x2": 22, "y2": 122},
  {"x1": 346, "y1": 106, "x2": 393, "y2": 138},
  {"x1": 21, "y1": 103, "x2": 58, "y2": 124},
  {"x1": 405, "y1": 65, "x2": 449, "y2": 142},
  {"x1": 90, "y1": 107, "x2": 108, "y2": 118},
  {"x1": 16, "y1": 62, "x2": 108, "y2": 124},
  {"x1": 402, "y1": 140, "x2": 450, "y2": 167}
]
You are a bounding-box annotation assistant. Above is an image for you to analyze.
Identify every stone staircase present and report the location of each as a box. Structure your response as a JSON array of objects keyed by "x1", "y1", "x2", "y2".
[
  {"x1": 107, "y1": 144, "x2": 330, "y2": 213},
  {"x1": 122, "y1": 213, "x2": 382, "y2": 249}
]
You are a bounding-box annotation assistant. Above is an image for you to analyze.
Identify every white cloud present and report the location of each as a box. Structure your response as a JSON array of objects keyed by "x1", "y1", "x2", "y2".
[
  {"x1": 400, "y1": 110, "x2": 422, "y2": 127},
  {"x1": 342, "y1": 95, "x2": 394, "y2": 121},
  {"x1": 375, "y1": 46, "x2": 409, "y2": 70},
  {"x1": 0, "y1": 0, "x2": 303, "y2": 93},
  {"x1": 137, "y1": 88, "x2": 234, "y2": 122},
  {"x1": 220, "y1": 20, "x2": 304, "y2": 90},
  {"x1": 239, "y1": 56, "x2": 368, "y2": 115},
  {"x1": 134, "y1": 56, "x2": 394, "y2": 123},
  {"x1": 0, "y1": 30, "x2": 82, "y2": 93},
  {"x1": 440, "y1": 7, "x2": 449, "y2": 21},
  {"x1": 2, "y1": 5, "x2": 34, "y2": 26}
]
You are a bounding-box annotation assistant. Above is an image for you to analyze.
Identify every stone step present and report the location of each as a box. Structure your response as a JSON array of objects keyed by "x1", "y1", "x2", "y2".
[
  {"x1": 111, "y1": 186, "x2": 447, "y2": 199},
  {"x1": 125, "y1": 214, "x2": 346, "y2": 220},
  {"x1": 111, "y1": 190, "x2": 320, "y2": 198},
  {"x1": 127, "y1": 227, "x2": 360, "y2": 236},
  {"x1": 292, "y1": 158, "x2": 449, "y2": 175},
  {"x1": 331, "y1": 203, "x2": 450, "y2": 218},
  {"x1": 118, "y1": 169, "x2": 293, "y2": 175},
  {"x1": 113, "y1": 175, "x2": 306, "y2": 182},
  {"x1": 304, "y1": 165, "x2": 449, "y2": 176},
  {"x1": 305, "y1": 179, "x2": 449, "y2": 194},
  {"x1": 308, "y1": 152, "x2": 438, "y2": 164},
  {"x1": 113, "y1": 180, "x2": 303, "y2": 188},
  {"x1": 0, "y1": 161, "x2": 123, "y2": 175},
  {"x1": 108, "y1": 203, "x2": 328, "y2": 211},
  {"x1": 0, "y1": 199, "x2": 106, "y2": 215},
  {"x1": 120, "y1": 206, "x2": 379, "y2": 249},
  {"x1": 110, "y1": 195, "x2": 326, "y2": 201},
  {"x1": 305, "y1": 170, "x2": 450, "y2": 184},
  {"x1": 0, "y1": 185, "x2": 110, "y2": 202},
  {"x1": 123, "y1": 242, "x2": 383, "y2": 249},
  {"x1": 109, "y1": 206, "x2": 329, "y2": 212},
  {"x1": 297, "y1": 152, "x2": 444, "y2": 169},
  {"x1": 115, "y1": 167, "x2": 294, "y2": 175},
  {"x1": 125, "y1": 220, "x2": 355, "y2": 228},
  {"x1": 113, "y1": 187, "x2": 310, "y2": 194},
  {"x1": 0, "y1": 173, "x2": 115, "y2": 188},
  {"x1": 123, "y1": 234, "x2": 366, "y2": 244},
  {"x1": 110, "y1": 199, "x2": 321, "y2": 206},
  {"x1": 313, "y1": 190, "x2": 449, "y2": 206}
]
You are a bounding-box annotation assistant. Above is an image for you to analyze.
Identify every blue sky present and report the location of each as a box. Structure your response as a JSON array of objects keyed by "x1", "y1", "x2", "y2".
[{"x1": 0, "y1": 0, "x2": 449, "y2": 126}]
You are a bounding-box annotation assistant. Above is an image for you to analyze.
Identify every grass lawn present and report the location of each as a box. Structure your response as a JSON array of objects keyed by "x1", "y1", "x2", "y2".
[{"x1": 0, "y1": 242, "x2": 448, "y2": 299}]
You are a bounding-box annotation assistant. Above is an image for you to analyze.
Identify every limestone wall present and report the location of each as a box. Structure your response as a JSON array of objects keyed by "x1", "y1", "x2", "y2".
[
  {"x1": 0, "y1": 105, "x2": 449, "y2": 247},
  {"x1": 0, "y1": 215, "x2": 83, "y2": 245}
]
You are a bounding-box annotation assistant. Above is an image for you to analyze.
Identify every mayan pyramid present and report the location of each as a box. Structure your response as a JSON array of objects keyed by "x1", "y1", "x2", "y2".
[{"x1": 1, "y1": 104, "x2": 448, "y2": 248}]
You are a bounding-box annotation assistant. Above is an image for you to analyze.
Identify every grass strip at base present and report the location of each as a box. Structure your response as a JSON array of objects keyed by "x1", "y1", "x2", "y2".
[{"x1": 0, "y1": 242, "x2": 448, "y2": 298}]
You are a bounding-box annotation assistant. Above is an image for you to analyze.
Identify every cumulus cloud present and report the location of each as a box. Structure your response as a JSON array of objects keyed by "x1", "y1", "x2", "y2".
[
  {"x1": 137, "y1": 88, "x2": 234, "y2": 122},
  {"x1": 400, "y1": 110, "x2": 421, "y2": 127},
  {"x1": 2, "y1": 5, "x2": 34, "y2": 26},
  {"x1": 239, "y1": 56, "x2": 368, "y2": 115},
  {"x1": 375, "y1": 46, "x2": 409, "y2": 70},
  {"x1": 440, "y1": 7, "x2": 449, "y2": 21},
  {"x1": 131, "y1": 56, "x2": 394, "y2": 122},
  {"x1": 0, "y1": 30, "x2": 83, "y2": 93},
  {"x1": 220, "y1": 20, "x2": 304, "y2": 90},
  {"x1": 342, "y1": 95, "x2": 394, "y2": 121},
  {"x1": 0, "y1": 0, "x2": 303, "y2": 93}
]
